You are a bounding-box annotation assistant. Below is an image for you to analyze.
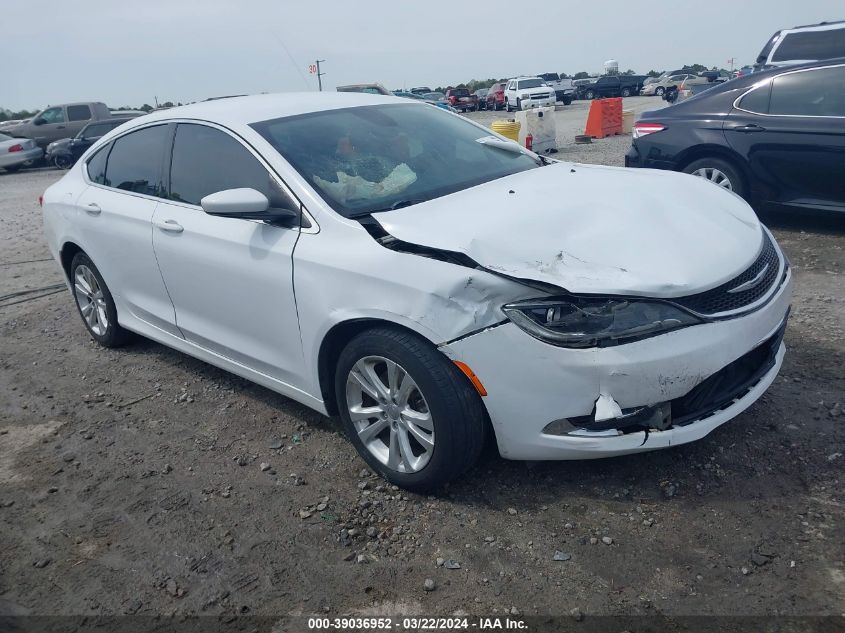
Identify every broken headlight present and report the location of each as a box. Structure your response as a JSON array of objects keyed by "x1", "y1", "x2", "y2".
[{"x1": 502, "y1": 296, "x2": 702, "y2": 348}]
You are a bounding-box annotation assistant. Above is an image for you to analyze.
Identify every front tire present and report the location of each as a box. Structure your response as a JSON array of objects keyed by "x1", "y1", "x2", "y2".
[
  {"x1": 621, "y1": 87, "x2": 632, "y2": 97},
  {"x1": 655, "y1": 87, "x2": 665, "y2": 96},
  {"x1": 585, "y1": 90, "x2": 595, "y2": 100},
  {"x1": 683, "y1": 157, "x2": 746, "y2": 199},
  {"x1": 70, "y1": 252, "x2": 133, "y2": 348},
  {"x1": 335, "y1": 327, "x2": 486, "y2": 491}
]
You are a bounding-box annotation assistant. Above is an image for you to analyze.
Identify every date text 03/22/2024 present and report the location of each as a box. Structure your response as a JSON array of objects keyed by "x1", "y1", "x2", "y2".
[{"x1": 307, "y1": 616, "x2": 528, "y2": 629}]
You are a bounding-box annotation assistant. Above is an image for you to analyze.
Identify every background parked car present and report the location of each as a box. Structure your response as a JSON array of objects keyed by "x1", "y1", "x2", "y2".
[
  {"x1": 46, "y1": 117, "x2": 133, "y2": 169},
  {"x1": 485, "y1": 83, "x2": 507, "y2": 110},
  {"x1": 626, "y1": 59, "x2": 845, "y2": 214},
  {"x1": 755, "y1": 20, "x2": 845, "y2": 71},
  {"x1": 409, "y1": 87, "x2": 432, "y2": 95},
  {"x1": 577, "y1": 75, "x2": 647, "y2": 99},
  {"x1": 571, "y1": 77, "x2": 598, "y2": 99},
  {"x1": 3, "y1": 102, "x2": 113, "y2": 149},
  {"x1": 641, "y1": 74, "x2": 704, "y2": 96},
  {"x1": 504, "y1": 77, "x2": 555, "y2": 111},
  {"x1": 0, "y1": 133, "x2": 42, "y2": 172},
  {"x1": 445, "y1": 87, "x2": 478, "y2": 112},
  {"x1": 537, "y1": 73, "x2": 575, "y2": 105},
  {"x1": 473, "y1": 88, "x2": 489, "y2": 110},
  {"x1": 336, "y1": 83, "x2": 391, "y2": 95}
]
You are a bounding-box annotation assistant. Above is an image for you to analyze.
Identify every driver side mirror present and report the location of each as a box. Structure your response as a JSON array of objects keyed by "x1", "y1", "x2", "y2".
[
  {"x1": 33, "y1": 117, "x2": 46, "y2": 126},
  {"x1": 200, "y1": 188, "x2": 298, "y2": 224}
]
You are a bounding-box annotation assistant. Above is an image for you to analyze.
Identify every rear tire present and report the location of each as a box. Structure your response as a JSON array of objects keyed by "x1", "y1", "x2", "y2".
[
  {"x1": 70, "y1": 252, "x2": 134, "y2": 348},
  {"x1": 655, "y1": 87, "x2": 665, "y2": 96},
  {"x1": 4, "y1": 165, "x2": 21, "y2": 173},
  {"x1": 621, "y1": 87, "x2": 632, "y2": 97},
  {"x1": 54, "y1": 154, "x2": 73, "y2": 170},
  {"x1": 683, "y1": 157, "x2": 746, "y2": 199},
  {"x1": 585, "y1": 90, "x2": 595, "y2": 100},
  {"x1": 334, "y1": 327, "x2": 486, "y2": 491}
]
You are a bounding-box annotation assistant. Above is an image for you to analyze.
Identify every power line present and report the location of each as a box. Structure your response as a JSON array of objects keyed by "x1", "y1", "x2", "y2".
[{"x1": 277, "y1": 37, "x2": 311, "y2": 90}]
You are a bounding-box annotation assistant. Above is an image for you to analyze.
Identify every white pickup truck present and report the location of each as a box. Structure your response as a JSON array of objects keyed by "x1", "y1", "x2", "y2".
[{"x1": 538, "y1": 73, "x2": 575, "y2": 105}]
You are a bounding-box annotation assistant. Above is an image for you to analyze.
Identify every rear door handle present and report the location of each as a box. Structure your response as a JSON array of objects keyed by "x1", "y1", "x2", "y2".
[
  {"x1": 85, "y1": 202, "x2": 101, "y2": 216},
  {"x1": 154, "y1": 219, "x2": 184, "y2": 233},
  {"x1": 733, "y1": 124, "x2": 766, "y2": 133}
]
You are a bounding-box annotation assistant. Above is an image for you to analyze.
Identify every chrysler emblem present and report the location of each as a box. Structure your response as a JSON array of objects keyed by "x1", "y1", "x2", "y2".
[{"x1": 727, "y1": 263, "x2": 770, "y2": 294}]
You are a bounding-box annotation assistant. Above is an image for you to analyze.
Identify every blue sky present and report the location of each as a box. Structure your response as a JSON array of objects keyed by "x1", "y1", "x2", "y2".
[{"x1": 2, "y1": 0, "x2": 840, "y2": 110}]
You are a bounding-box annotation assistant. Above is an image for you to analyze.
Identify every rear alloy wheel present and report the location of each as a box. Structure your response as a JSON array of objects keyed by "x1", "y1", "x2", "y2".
[
  {"x1": 683, "y1": 157, "x2": 746, "y2": 199},
  {"x1": 70, "y1": 252, "x2": 133, "y2": 347},
  {"x1": 585, "y1": 90, "x2": 595, "y2": 100},
  {"x1": 335, "y1": 328, "x2": 485, "y2": 490},
  {"x1": 621, "y1": 87, "x2": 632, "y2": 97},
  {"x1": 655, "y1": 87, "x2": 665, "y2": 96}
]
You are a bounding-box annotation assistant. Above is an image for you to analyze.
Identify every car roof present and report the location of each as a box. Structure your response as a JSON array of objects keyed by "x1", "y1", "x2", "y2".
[{"x1": 121, "y1": 92, "x2": 403, "y2": 128}]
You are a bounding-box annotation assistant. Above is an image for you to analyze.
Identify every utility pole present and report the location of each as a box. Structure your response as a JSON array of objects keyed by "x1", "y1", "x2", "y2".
[
  {"x1": 315, "y1": 59, "x2": 326, "y2": 91},
  {"x1": 727, "y1": 57, "x2": 736, "y2": 72}
]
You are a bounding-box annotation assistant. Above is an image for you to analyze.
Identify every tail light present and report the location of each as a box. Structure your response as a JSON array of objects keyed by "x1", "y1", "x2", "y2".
[
  {"x1": 525, "y1": 134, "x2": 534, "y2": 151},
  {"x1": 8, "y1": 143, "x2": 24, "y2": 153},
  {"x1": 632, "y1": 122, "x2": 666, "y2": 139}
]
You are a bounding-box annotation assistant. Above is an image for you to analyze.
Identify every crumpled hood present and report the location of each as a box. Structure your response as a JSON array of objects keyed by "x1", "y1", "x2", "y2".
[{"x1": 376, "y1": 162, "x2": 763, "y2": 297}]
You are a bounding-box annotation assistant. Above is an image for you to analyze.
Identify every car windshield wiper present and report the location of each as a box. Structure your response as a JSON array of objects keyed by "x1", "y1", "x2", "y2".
[{"x1": 475, "y1": 136, "x2": 549, "y2": 165}]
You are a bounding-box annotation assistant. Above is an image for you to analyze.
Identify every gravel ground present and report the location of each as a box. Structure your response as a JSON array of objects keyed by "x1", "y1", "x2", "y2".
[{"x1": 1, "y1": 101, "x2": 843, "y2": 623}]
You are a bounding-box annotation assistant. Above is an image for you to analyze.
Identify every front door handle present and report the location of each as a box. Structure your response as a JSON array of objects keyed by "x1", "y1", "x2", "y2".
[
  {"x1": 733, "y1": 124, "x2": 766, "y2": 133},
  {"x1": 85, "y1": 202, "x2": 101, "y2": 216},
  {"x1": 154, "y1": 219, "x2": 184, "y2": 233}
]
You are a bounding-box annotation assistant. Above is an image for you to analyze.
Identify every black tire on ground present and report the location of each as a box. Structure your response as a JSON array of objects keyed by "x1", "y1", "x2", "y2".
[
  {"x1": 4, "y1": 165, "x2": 21, "y2": 172},
  {"x1": 621, "y1": 87, "x2": 632, "y2": 97},
  {"x1": 334, "y1": 327, "x2": 486, "y2": 491},
  {"x1": 682, "y1": 157, "x2": 746, "y2": 199},
  {"x1": 585, "y1": 90, "x2": 595, "y2": 100},
  {"x1": 516, "y1": 98, "x2": 522, "y2": 111},
  {"x1": 54, "y1": 155, "x2": 73, "y2": 170},
  {"x1": 655, "y1": 87, "x2": 665, "y2": 96},
  {"x1": 505, "y1": 99, "x2": 512, "y2": 112},
  {"x1": 70, "y1": 252, "x2": 134, "y2": 348},
  {"x1": 562, "y1": 96, "x2": 572, "y2": 105}
]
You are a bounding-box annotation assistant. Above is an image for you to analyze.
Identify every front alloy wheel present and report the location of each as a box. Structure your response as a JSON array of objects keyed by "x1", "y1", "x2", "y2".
[
  {"x1": 346, "y1": 356, "x2": 434, "y2": 473},
  {"x1": 335, "y1": 327, "x2": 486, "y2": 490}
]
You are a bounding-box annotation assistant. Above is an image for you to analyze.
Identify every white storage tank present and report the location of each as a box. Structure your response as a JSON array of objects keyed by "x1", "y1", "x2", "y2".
[{"x1": 604, "y1": 59, "x2": 619, "y2": 75}]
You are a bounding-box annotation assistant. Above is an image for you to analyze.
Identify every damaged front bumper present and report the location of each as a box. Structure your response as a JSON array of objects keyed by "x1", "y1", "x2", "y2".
[{"x1": 441, "y1": 266, "x2": 792, "y2": 460}]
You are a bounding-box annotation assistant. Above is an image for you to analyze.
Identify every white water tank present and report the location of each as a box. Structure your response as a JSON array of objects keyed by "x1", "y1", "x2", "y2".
[{"x1": 604, "y1": 59, "x2": 619, "y2": 75}]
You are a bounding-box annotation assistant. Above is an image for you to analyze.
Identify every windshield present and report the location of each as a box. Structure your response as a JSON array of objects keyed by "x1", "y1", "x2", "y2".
[
  {"x1": 517, "y1": 79, "x2": 546, "y2": 89},
  {"x1": 251, "y1": 103, "x2": 539, "y2": 217}
]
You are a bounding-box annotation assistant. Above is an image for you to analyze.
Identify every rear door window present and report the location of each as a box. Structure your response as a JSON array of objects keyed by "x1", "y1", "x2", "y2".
[
  {"x1": 86, "y1": 144, "x2": 110, "y2": 185},
  {"x1": 769, "y1": 66, "x2": 845, "y2": 116},
  {"x1": 104, "y1": 125, "x2": 169, "y2": 196},
  {"x1": 168, "y1": 123, "x2": 295, "y2": 209},
  {"x1": 67, "y1": 105, "x2": 92, "y2": 122},
  {"x1": 772, "y1": 29, "x2": 845, "y2": 62},
  {"x1": 737, "y1": 81, "x2": 772, "y2": 114}
]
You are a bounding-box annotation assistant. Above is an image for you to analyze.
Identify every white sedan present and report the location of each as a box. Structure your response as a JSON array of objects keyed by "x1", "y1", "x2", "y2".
[
  {"x1": 41, "y1": 93, "x2": 792, "y2": 490},
  {"x1": 0, "y1": 133, "x2": 42, "y2": 172}
]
